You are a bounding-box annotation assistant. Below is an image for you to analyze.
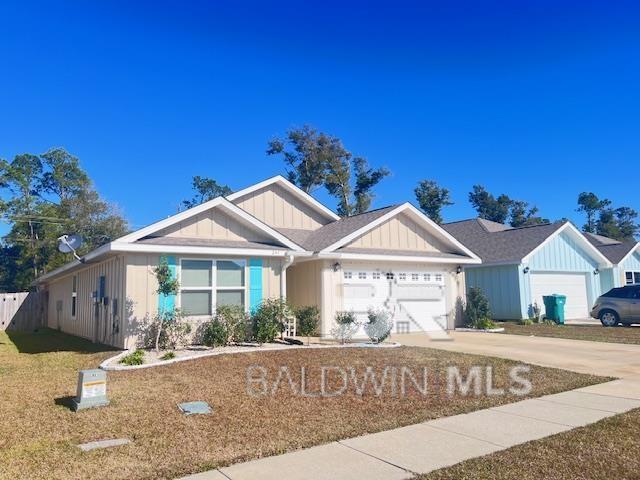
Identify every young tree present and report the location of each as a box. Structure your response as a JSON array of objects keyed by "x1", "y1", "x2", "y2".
[
  {"x1": 468, "y1": 185, "x2": 512, "y2": 224},
  {"x1": 577, "y1": 192, "x2": 611, "y2": 233},
  {"x1": 182, "y1": 176, "x2": 233, "y2": 209},
  {"x1": 615, "y1": 207, "x2": 640, "y2": 240},
  {"x1": 152, "y1": 258, "x2": 180, "y2": 352},
  {"x1": 596, "y1": 208, "x2": 621, "y2": 240},
  {"x1": 414, "y1": 180, "x2": 453, "y2": 224}
]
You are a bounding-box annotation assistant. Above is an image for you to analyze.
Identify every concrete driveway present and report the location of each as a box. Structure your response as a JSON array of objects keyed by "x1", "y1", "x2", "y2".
[{"x1": 393, "y1": 331, "x2": 640, "y2": 379}]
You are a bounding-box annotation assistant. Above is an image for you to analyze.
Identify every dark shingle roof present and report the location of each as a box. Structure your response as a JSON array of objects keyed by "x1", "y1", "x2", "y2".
[
  {"x1": 585, "y1": 232, "x2": 639, "y2": 264},
  {"x1": 276, "y1": 205, "x2": 399, "y2": 252},
  {"x1": 442, "y1": 219, "x2": 566, "y2": 264}
]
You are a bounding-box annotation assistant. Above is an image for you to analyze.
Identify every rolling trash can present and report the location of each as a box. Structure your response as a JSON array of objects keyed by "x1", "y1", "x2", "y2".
[{"x1": 542, "y1": 294, "x2": 566, "y2": 324}]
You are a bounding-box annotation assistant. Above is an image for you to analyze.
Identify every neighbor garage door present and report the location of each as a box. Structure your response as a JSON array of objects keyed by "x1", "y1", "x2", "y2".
[
  {"x1": 530, "y1": 272, "x2": 589, "y2": 319},
  {"x1": 342, "y1": 265, "x2": 448, "y2": 334}
]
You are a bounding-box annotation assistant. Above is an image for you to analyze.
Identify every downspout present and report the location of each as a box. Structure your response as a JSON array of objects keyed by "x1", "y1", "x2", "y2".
[{"x1": 280, "y1": 253, "x2": 295, "y2": 299}]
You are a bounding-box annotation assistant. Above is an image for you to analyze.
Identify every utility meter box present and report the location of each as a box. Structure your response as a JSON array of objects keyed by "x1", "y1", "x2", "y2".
[{"x1": 72, "y1": 369, "x2": 109, "y2": 411}]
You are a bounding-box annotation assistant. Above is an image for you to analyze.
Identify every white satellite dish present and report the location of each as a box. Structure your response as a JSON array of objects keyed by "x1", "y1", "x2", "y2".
[{"x1": 58, "y1": 234, "x2": 84, "y2": 261}]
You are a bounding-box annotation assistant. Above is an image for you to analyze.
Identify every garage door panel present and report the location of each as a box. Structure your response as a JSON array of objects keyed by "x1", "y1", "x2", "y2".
[{"x1": 530, "y1": 273, "x2": 589, "y2": 319}]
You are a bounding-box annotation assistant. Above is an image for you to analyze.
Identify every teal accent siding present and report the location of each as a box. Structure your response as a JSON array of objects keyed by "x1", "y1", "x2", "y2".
[
  {"x1": 249, "y1": 258, "x2": 263, "y2": 313},
  {"x1": 158, "y1": 255, "x2": 176, "y2": 314},
  {"x1": 465, "y1": 265, "x2": 522, "y2": 320}
]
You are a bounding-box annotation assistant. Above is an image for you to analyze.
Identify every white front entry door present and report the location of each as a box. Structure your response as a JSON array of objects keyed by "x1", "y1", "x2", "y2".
[
  {"x1": 530, "y1": 272, "x2": 590, "y2": 319},
  {"x1": 342, "y1": 265, "x2": 448, "y2": 334}
]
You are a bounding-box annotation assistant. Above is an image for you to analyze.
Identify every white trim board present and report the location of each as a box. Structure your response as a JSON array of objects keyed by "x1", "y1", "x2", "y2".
[
  {"x1": 320, "y1": 202, "x2": 481, "y2": 261},
  {"x1": 521, "y1": 222, "x2": 612, "y2": 268},
  {"x1": 115, "y1": 197, "x2": 304, "y2": 251},
  {"x1": 316, "y1": 251, "x2": 481, "y2": 264},
  {"x1": 227, "y1": 175, "x2": 340, "y2": 222}
]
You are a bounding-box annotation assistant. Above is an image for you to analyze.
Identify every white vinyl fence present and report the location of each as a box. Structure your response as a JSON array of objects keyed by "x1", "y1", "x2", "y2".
[{"x1": 0, "y1": 292, "x2": 46, "y2": 332}]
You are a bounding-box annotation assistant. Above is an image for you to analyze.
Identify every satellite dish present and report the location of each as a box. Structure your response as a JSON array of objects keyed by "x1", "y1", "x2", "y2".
[{"x1": 58, "y1": 235, "x2": 84, "y2": 261}]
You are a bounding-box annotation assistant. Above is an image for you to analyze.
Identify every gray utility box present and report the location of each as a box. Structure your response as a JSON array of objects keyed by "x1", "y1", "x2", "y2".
[{"x1": 72, "y1": 369, "x2": 110, "y2": 411}]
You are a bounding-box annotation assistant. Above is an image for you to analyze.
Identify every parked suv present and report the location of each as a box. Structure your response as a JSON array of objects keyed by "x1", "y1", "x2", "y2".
[{"x1": 591, "y1": 285, "x2": 640, "y2": 326}]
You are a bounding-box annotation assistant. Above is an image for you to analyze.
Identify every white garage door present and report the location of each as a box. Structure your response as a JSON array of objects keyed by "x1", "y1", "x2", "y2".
[
  {"x1": 342, "y1": 265, "x2": 448, "y2": 335},
  {"x1": 530, "y1": 273, "x2": 589, "y2": 320}
]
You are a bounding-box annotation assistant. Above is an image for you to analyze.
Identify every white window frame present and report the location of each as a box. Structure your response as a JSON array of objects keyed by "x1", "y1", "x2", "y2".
[
  {"x1": 626, "y1": 271, "x2": 640, "y2": 285},
  {"x1": 71, "y1": 275, "x2": 77, "y2": 318},
  {"x1": 177, "y1": 258, "x2": 248, "y2": 317}
]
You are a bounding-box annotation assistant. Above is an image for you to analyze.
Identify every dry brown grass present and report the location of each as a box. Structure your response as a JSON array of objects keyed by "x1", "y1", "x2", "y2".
[
  {"x1": 499, "y1": 322, "x2": 640, "y2": 345},
  {"x1": 0, "y1": 329, "x2": 606, "y2": 480},
  {"x1": 417, "y1": 407, "x2": 640, "y2": 480}
]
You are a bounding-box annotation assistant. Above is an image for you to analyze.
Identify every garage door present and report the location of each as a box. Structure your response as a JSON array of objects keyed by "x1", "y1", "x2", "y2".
[
  {"x1": 530, "y1": 272, "x2": 589, "y2": 319},
  {"x1": 342, "y1": 265, "x2": 448, "y2": 335}
]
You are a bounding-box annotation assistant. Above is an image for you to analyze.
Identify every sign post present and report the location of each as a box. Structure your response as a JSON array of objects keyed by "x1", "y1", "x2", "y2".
[{"x1": 72, "y1": 369, "x2": 109, "y2": 411}]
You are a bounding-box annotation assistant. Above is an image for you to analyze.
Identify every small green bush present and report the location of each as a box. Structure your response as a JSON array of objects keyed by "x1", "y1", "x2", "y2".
[
  {"x1": 331, "y1": 311, "x2": 359, "y2": 344},
  {"x1": 335, "y1": 311, "x2": 357, "y2": 325},
  {"x1": 475, "y1": 318, "x2": 497, "y2": 330},
  {"x1": 201, "y1": 320, "x2": 228, "y2": 347},
  {"x1": 160, "y1": 351, "x2": 176, "y2": 361},
  {"x1": 518, "y1": 318, "x2": 534, "y2": 326},
  {"x1": 465, "y1": 287, "x2": 493, "y2": 329},
  {"x1": 252, "y1": 298, "x2": 295, "y2": 343},
  {"x1": 120, "y1": 349, "x2": 145, "y2": 366},
  {"x1": 365, "y1": 309, "x2": 393, "y2": 343},
  {"x1": 296, "y1": 306, "x2": 320, "y2": 344},
  {"x1": 216, "y1": 305, "x2": 251, "y2": 344}
]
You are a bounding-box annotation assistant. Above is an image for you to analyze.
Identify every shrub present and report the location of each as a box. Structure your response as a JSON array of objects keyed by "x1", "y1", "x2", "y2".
[
  {"x1": 201, "y1": 319, "x2": 228, "y2": 347},
  {"x1": 364, "y1": 309, "x2": 393, "y2": 344},
  {"x1": 331, "y1": 311, "x2": 359, "y2": 344},
  {"x1": 120, "y1": 349, "x2": 145, "y2": 366},
  {"x1": 216, "y1": 305, "x2": 251, "y2": 344},
  {"x1": 145, "y1": 309, "x2": 192, "y2": 350},
  {"x1": 252, "y1": 298, "x2": 295, "y2": 343},
  {"x1": 296, "y1": 306, "x2": 320, "y2": 344},
  {"x1": 160, "y1": 351, "x2": 176, "y2": 361},
  {"x1": 518, "y1": 318, "x2": 534, "y2": 326},
  {"x1": 475, "y1": 318, "x2": 497, "y2": 329},
  {"x1": 465, "y1": 287, "x2": 493, "y2": 329}
]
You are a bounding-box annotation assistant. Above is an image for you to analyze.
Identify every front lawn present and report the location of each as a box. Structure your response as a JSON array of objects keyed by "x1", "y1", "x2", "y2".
[
  {"x1": 498, "y1": 322, "x2": 640, "y2": 345},
  {"x1": 0, "y1": 329, "x2": 606, "y2": 480},
  {"x1": 417, "y1": 407, "x2": 640, "y2": 480}
]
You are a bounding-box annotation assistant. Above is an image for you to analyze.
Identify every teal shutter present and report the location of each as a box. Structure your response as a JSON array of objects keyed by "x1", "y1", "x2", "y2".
[
  {"x1": 158, "y1": 255, "x2": 177, "y2": 314},
  {"x1": 249, "y1": 258, "x2": 263, "y2": 313}
]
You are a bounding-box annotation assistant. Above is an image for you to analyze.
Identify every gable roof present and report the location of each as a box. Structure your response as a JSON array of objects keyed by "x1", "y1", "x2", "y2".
[
  {"x1": 227, "y1": 175, "x2": 340, "y2": 222},
  {"x1": 116, "y1": 196, "x2": 304, "y2": 251},
  {"x1": 585, "y1": 232, "x2": 640, "y2": 264},
  {"x1": 443, "y1": 219, "x2": 611, "y2": 267}
]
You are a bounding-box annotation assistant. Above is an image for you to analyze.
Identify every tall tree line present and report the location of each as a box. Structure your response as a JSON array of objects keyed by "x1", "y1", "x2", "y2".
[{"x1": 0, "y1": 148, "x2": 129, "y2": 291}]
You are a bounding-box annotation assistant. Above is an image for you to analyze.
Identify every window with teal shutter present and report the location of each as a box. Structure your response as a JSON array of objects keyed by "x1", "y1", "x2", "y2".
[
  {"x1": 249, "y1": 259, "x2": 263, "y2": 313},
  {"x1": 158, "y1": 255, "x2": 177, "y2": 313}
]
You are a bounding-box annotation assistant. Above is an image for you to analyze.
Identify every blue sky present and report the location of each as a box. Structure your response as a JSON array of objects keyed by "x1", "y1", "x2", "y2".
[{"x1": 1, "y1": 0, "x2": 638, "y2": 235}]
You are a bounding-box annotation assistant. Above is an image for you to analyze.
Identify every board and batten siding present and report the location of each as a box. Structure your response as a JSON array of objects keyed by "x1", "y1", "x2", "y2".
[
  {"x1": 123, "y1": 253, "x2": 283, "y2": 349},
  {"x1": 46, "y1": 255, "x2": 127, "y2": 347},
  {"x1": 620, "y1": 251, "x2": 640, "y2": 285},
  {"x1": 346, "y1": 213, "x2": 449, "y2": 252},
  {"x1": 523, "y1": 231, "x2": 601, "y2": 316},
  {"x1": 154, "y1": 207, "x2": 272, "y2": 243},
  {"x1": 465, "y1": 265, "x2": 523, "y2": 320},
  {"x1": 231, "y1": 183, "x2": 330, "y2": 230},
  {"x1": 286, "y1": 260, "x2": 322, "y2": 310}
]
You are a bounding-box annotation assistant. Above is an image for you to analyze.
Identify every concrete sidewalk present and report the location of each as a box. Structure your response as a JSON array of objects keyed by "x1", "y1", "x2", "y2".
[{"x1": 177, "y1": 378, "x2": 640, "y2": 480}]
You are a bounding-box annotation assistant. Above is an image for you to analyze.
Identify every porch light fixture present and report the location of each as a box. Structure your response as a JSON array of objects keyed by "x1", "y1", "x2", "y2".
[
  {"x1": 456, "y1": 266, "x2": 462, "y2": 275},
  {"x1": 594, "y1": 269, "x2": 600, "y2": 275},
  {"x1": 523, "y1": 267, "x2": 530, "y2": 274},
  {"x1": 332, "y1": 262, "x2": 341, "y2": 272}
]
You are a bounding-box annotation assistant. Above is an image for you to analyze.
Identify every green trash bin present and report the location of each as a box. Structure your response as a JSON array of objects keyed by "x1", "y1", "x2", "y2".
[{"x1": 542, "y1": 294, "x2": 566, "y2": 324}]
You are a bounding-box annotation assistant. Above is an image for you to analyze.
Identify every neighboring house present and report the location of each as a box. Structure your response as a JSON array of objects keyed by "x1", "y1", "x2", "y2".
[
  {"x1": 36, "y1": 176, "x2": 479, "y2": 348},
  {"x1": 443, "y1": 219, "x2": 612, "y2": 320},
  {"x1": 585, "y1": 233, "x2": 640, "y2": 291}
]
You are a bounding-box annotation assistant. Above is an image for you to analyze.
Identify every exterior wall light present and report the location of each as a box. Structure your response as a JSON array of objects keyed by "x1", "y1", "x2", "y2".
[
  {"x1": 523, "y1": 267, "x2": 530, "y2": 274},
  {"x1": 594, "y1": 269, "x2": 600, "y2": 275},
  {"x1": 456, "y1": 266, "x2": 462, "y2": 274},
  {"x1": 332, "y1": 262, "x2": 341, "y2": 272}
]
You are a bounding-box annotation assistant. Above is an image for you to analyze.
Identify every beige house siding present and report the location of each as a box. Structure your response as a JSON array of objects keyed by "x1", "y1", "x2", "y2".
[
  {"x1": 46, "y1": 254, "x2": 127, "y2": 347},
  {"x1": 286, "y1": 260, "x2": 322, "y2": 309},
  {"x1": 123, "y1": 253, "x2": 283, "y2": 349},
  {"x1": 232, "y1": 183, "x2": 330, "y2": 230},
  {"x1": 320, "y1": 261, "x2": 344, "y2": 335},
  {"x1": 346, "y1": 212, "x2": 449, "y2": 252},
  {"x1": 154, "y1": 207, "x2": 273, "y2": 243}
]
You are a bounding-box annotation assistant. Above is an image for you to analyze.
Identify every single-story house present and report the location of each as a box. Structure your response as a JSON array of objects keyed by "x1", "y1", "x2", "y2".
[
  {"x1": 36, "y1": 175, "x2": 480, "y2": 348},
  {"x1": 585, "y1": 233, "x2": 640, "y2": 290},
  {"x1": 443, "y1": 219, "x2": 612, "y2": 320}
]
